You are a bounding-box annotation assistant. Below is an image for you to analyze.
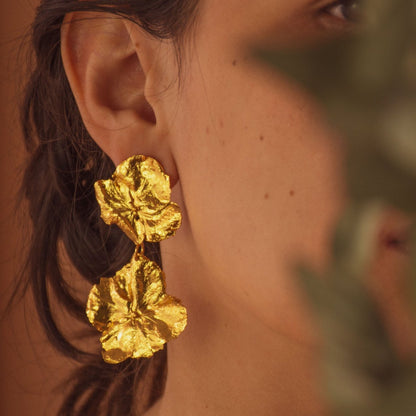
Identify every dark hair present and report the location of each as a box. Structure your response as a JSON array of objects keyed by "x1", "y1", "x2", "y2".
[{"x1": 18, "y1": 1, "x2": 199, "y2": 414}]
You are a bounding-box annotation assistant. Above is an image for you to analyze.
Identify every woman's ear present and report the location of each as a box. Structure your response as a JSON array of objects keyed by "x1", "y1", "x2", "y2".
[{"x1": 61, "y1": 12, "x2": 178, "y2": 182}]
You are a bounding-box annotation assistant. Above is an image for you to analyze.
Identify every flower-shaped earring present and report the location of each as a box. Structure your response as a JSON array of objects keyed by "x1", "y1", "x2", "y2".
[
  {"x1": 94, "y1": 155, "x2": 182, "y2": 245},
  {"x1": 86, "y1": 155, "x2": 187, "y2": 364}
]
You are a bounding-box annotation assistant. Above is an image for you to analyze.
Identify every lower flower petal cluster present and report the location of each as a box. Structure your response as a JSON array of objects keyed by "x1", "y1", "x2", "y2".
[{"x1": 86, "y1": 253, "x2": 187, "y2": 364}]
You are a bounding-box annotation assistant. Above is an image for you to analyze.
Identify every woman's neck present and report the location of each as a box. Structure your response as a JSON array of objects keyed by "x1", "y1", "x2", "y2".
[{"x1": 143, "y1": 233, "x2": 328, "y2": 416}]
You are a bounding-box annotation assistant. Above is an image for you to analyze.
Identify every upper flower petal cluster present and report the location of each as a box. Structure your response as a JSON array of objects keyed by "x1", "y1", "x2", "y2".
[
  {"x1": 94, "y1": 155, "x2": 182, "y2": 245},
  {"x1": 86, "y1": 253, "x2": 187, "y2": 364}
]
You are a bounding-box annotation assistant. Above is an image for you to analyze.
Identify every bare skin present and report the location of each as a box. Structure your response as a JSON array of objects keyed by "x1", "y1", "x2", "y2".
[{"x1": 61, "y1": 1, "x2": 415, "y2": 414}]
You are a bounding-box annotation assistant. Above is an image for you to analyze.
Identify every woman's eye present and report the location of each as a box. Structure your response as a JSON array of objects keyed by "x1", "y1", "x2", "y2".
[{"x1": 324, "y1": 0, "x2": 362, "y2": 23}]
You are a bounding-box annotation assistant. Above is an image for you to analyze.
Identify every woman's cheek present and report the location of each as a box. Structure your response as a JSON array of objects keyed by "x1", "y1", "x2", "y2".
[{"x1": 171, "y1": 36, "x2": 348, "y2": 342}]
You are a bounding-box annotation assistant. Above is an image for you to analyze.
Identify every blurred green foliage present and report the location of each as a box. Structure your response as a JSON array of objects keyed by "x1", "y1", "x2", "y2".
[{"x1": 258, "y1": 0, "x2": 416, "y2": 414}]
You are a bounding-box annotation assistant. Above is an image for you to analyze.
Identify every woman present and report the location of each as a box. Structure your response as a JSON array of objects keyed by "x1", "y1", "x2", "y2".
[{"x1": 20, "y1": 0, "x2": 414, "y2": 415}]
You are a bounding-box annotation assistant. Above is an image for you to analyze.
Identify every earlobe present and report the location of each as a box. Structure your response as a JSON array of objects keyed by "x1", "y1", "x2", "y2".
[{"x1": 60, "y1": 12, "x2": 177, "y2": 183}]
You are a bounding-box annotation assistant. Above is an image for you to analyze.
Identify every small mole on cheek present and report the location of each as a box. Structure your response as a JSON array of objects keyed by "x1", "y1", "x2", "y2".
[
  {"x1": 232, "y1": 59, "x2": 237, "y2": 66},
  {"x1": 290, "y1": 190, "x2": 295, "y2": 197},
  {"x1": 264, "y1": 193, "x2": 270, "y2": 200},
  {"x1": 206, "y1": 127, "x2": 210, "y2": 135},
  {"x1": 259, "y1": 135, "x2": 264, "y2": 142}
]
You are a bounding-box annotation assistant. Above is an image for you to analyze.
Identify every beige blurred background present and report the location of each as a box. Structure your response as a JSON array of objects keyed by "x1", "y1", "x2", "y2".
[{"x1": 0, "y1": 1, "x2": 73, "y2": 414}]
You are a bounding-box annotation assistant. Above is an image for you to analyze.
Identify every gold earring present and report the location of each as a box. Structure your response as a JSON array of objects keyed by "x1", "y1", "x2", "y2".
[{"x1": 86, "y1": 155, "x2": 187, "y2": 364}]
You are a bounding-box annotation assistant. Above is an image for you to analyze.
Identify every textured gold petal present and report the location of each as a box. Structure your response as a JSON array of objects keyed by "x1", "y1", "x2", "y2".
[
  {"x1": 94, "y1": 179, "x2": 130, "y2": 221},
  {"x1": 132, "y1": 216, "x2": 146, "y2": 245},
  {"x1": 142, "y1": 202, "x2": 182, "y2": 243},
  {"x1": 102, "y1": 346, "x2": 131, "y2": 364},
  {"x1": 149, "y1": 295, "x2": 188, "y2": 338},
  {"x1": 114, "y1": 155, "x2": 171, "y2": 209},
  {"x1": 130, "y1": 162, "x2": 171, "y2": 215},
  {"x1": 113, "y1": 260, "x2": 144, "y2": 307},
  {"x1": 86, "y1": 277, "x2": 130, "y2": 332},
  {"x1": 101, "y1": 322, "x2": 154, "y2": 363},
  {"x1": 119, "y1": 255, "x2": 187, "y2": 356},
  {"x1": 94, "y1": 179, "x2": 145, "y2": 245},
  {"x1": 114, "y1": 155, "x2": 146, "y2": 192},
  {"x1": 135, "y1": 254, "x2": 166, "y2": 307},
  {"x1": 140, "y1": 157, "x2": 172, "y2": 204},
  {"x1": 101, "y1": 324, "x2": 132, "y2": 364},
  {"x1": 140, "y1": 318, "x2": 170, "y2": 354}
]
